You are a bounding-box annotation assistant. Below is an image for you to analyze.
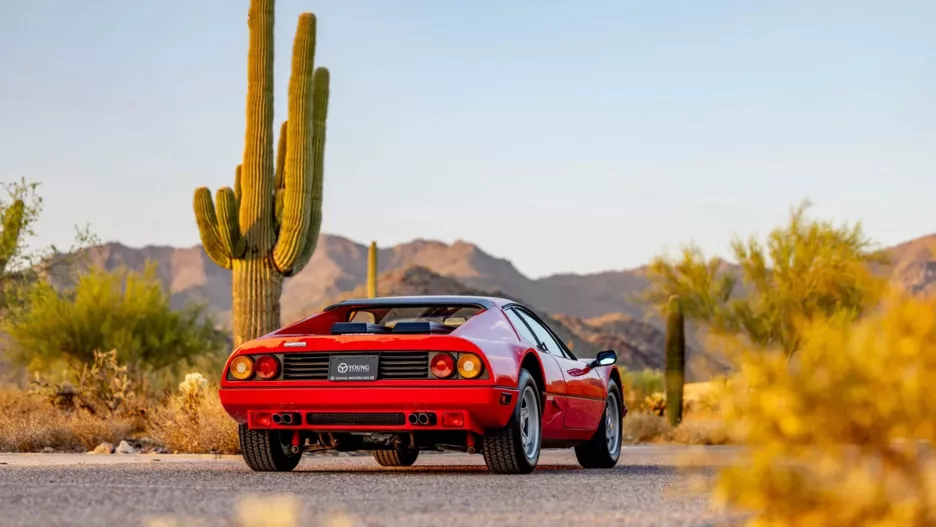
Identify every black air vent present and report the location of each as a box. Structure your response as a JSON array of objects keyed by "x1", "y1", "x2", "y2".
[{"x1": 281, "y1": 352, "x2": 429, "y2": 380}]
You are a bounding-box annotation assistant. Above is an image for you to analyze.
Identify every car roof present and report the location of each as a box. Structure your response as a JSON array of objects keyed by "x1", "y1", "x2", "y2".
[{"x1": 322, "y1": 295, "x2": 517, "y2": 311}]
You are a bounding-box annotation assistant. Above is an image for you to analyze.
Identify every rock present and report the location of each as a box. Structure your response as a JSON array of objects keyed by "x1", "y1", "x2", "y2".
[
  {"x1": 40, "y1": 447, "x2": 55, "y2": 454},
  {"x1": 92, "y1": 442, "x2": 115, "y2": 454},
  {"x1": 115, "y1": 440, "x2": 138, "y2": 454}
]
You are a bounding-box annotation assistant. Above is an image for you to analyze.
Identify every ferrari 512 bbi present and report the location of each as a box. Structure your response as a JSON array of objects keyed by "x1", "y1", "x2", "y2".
[{"x1": 219, "y1": 295, "x2": 627, "y2": 474}]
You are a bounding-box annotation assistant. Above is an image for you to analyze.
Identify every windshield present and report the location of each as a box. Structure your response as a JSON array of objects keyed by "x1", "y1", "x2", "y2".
[{"x1": 346, "y1": 305, "x2": 483, "y2": 329}]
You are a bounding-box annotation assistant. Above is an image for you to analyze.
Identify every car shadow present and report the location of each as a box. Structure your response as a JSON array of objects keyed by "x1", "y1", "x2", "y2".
[{"x1": 289, "y1": 463, "x2": 710, "y2": 475}]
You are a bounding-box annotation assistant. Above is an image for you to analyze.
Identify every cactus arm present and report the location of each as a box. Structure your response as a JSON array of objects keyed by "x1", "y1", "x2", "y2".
[
  {"x1": 216, "y1": 187, "x2": 245, "y2": 258},
  {"x1": 274, "y1": 121, "x2": 287, "y2": 230},
  {"x1": 234, "y1": 165, "x2": 242, "y2": 204},
  {"x1": 240, "y1": 0, "x2": 276, "y2": 254},
  {"x1": 284, "y1": 67, "x2": 329, "y2": 277},
  {"x1": 193, "y1": 188, "x2": 233, "y2": 269},
  {"x1": 0, "y1": 199, "x2": 25, "y2": 275},
  {"x1": 273, "y1": 13, "x2": 317, "y2": 273}
]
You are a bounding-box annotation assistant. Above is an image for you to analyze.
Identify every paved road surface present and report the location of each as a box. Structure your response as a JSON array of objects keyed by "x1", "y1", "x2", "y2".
[{"x1": 0, "y1": 446, "x2": 742, "y2": 527}]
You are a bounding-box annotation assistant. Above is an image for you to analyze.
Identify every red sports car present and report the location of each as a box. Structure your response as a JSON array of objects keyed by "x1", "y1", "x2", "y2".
[{"x1": 219, "y1": 295, "x2": 626, "y2": 474}]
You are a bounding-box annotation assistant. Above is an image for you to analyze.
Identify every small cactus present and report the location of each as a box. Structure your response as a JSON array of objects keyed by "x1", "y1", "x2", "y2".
[
  {"x1": 367, "y1": 241, "x2": 377, "y2": 298},
  {"x1": 665, "y1": 295, "x2": 686, "y2": 427},
  {"x1": 192, "y1": 0, "x2": 329, "y2": 346}
]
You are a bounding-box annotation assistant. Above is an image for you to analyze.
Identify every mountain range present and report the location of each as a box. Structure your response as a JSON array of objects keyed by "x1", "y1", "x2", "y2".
[{"x1": 77, "y1": 232, "x2": 936, "y2": 380}]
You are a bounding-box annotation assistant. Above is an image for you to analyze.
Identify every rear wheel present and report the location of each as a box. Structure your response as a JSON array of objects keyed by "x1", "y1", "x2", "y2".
[
  {"x1": 574, "y1": 380, "x2": 622, "y2": 469},
  {"x1": 372, "y1": 448, "x2": 419, "y2": 467},
  {"x1": 482, "y1": 369, "x2": 541, "y2": 474},
  {"x1": 238, "y1": 424, "x2": 302, "y2": 472}
]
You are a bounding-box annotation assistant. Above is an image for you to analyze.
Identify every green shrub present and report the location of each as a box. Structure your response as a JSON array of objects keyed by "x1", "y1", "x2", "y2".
[{"x1": 3, "y1": 262, "x2": 226, "y2": 375}]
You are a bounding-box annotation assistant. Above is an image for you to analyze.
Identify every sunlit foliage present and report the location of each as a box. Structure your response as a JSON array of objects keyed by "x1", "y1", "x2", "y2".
[
  {"x1": 712, "y1": 293, "x2": 936, "y2": 526},
  {"x1": 643, "y1": 201, "x2": 887, "y2": 355}
]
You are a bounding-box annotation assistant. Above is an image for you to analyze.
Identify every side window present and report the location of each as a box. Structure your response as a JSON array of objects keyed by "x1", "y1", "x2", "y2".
[
  {"x1": 515, "y1": 310, "x2": 566, "y2": 358},
  {"x1": 504, "y1": 308, "x2": 540, "y2": 347}
]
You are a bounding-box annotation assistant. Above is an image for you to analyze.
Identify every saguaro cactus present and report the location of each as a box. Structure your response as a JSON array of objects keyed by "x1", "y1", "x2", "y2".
[
  {"x1": 0, "y1": 199, "x2": 25, "y2": 276},
  {"x1": 665, "y1": 295, "x2": 686, "y2": 427},
  {"x1": 192, "y1": 0, "x2": 329, "y2": 346},
  {"x1": 367, "y1": 241, "x2": 377, "y2": 298}
]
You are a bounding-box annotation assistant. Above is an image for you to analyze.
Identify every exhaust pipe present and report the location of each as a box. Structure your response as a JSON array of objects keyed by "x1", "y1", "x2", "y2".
[
  {"x1": 417, "y1": 413, "x2": 429, "y2": 425},
  {"x1": 290, "y1": 444, "x2": 300, "y2": 454},
  {"x1": 408, "y1": 413, "x2": 418, "y2": 425},
  {"x1": 272, "y1": 414, "x2": 282, "y2": 424},
  {"x1": 281, "y1": 413, "x2": 293, "y2": 425}
]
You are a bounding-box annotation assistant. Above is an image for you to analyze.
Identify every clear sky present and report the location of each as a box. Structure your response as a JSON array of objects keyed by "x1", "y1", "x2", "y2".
[{"x1": 1, "y1": 0, "x2": 933, "y2": 279}]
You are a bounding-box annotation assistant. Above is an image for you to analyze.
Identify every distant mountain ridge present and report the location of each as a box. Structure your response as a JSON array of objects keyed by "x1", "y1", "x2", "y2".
[{"x1": 74, "y1": 231, "x2": 936, "y2": 378}]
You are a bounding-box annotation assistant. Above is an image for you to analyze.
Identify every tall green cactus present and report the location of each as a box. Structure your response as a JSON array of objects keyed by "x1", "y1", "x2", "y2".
[
  {"x1": 665, "y1": 295, "x2": 686, "y2": 427},
  {"x1": 367, "y1": 241, "x2": 377, "y2": 298},
  {"x1": 0, "y1": 199, "x2": 25, "y2": 276},
  {"x1": 192, "y1": 0, "x2": 329, "y2": 346}
]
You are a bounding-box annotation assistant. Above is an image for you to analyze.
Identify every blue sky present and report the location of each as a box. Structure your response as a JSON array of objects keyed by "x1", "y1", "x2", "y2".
[{"x1": 1, "y1": 0, "x2": 933, "y2": 278}]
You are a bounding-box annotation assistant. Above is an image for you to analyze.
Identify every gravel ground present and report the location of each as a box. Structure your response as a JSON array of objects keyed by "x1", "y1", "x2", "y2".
[{"x1": 0, "y1": 446, "x2": 742, "y2": 527}]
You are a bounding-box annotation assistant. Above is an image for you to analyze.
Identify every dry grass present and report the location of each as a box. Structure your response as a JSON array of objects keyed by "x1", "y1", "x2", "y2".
[
  {"x1": 145, "y1": 373, "x2": 239, "y2": 454},
  {"x1": 621, "y1": 412, "x2": 729, "y2": 445},
  {"x1": 709, "y1": 293, "x2": 936, "y2": 526},
  {"x1": 0, "y1": 388, "x2": 135, "y2": 452}
]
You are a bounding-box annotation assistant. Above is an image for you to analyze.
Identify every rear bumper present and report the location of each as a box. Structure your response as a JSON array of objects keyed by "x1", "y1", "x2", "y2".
[{"x1": 219, "y1": 386, "x2": 519, "y2": 435}]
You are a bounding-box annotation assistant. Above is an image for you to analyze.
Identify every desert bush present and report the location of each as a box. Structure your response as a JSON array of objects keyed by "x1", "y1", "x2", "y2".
[
  {"x1": 146, "y1": 373, "x2": 238, "y2": 454},
  {"x1": 643, "y1": 201, "x2": 887, "y2": 356},
  {"x1": 621, "y1": 412, "x2": 672, "y2": 443},
  {"x1": 3, "y1": 262, "x2": 226, "y2": 375},
  {"x1": 26, "y1": 348, "x2": 140, "y2": 417},
  {"x1": 618, "y1": 366, "x2": 666, "y2": 412},
  {"x1": 711, "y1": 294, "x2": 936, "y2": 526}
]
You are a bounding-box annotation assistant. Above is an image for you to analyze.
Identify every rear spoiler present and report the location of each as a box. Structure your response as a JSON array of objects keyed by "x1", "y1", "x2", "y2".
[{"x1": 330, "y1": 321, "x2": 454, "y2": 335}]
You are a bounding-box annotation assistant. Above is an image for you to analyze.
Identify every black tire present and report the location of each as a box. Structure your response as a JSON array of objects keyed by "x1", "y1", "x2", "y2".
[
  {"x1": 482, "y1": 369, "x2": 542, "y2": 474},
  {"x1": 238, "y1": 423, "x2": 302, "y2": 472},
  {"x1": 372, "y1": 448, "x2": 419, "y2": 467},
  {"x1": 574, "y1": 380, "x2": 622, "y2": 469}
]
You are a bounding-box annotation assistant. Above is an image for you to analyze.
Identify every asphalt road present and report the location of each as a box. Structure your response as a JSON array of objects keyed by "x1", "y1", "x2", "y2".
[{"x1": 0, "y1": 447, "x2": 742, "y2": 527}]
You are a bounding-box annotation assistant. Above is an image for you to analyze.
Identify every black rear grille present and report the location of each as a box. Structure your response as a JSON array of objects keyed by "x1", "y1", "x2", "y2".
[
  {"x1": 306, "y1": 412, "x2": 406, "y2": 426},
  {"x1": 378, "y1": 352, "x2": 430, "y2": 379},
  {"x1": 281, "y1": 352, "x2": 429, "y2": 380}
]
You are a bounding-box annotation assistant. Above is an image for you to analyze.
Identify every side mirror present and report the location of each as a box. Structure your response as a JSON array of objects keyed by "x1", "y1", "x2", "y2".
[{"x1": 588, "y1": 349, "x2": 617, "y2": 368}]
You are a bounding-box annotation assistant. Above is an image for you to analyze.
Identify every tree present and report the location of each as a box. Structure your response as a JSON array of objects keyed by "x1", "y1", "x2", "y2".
[
  {"x1": 3, "y1": 262, "x2": 226, "y2": 373},
  {"x1": 643, "y1": 201, "x2": 887, "y2": 355}
]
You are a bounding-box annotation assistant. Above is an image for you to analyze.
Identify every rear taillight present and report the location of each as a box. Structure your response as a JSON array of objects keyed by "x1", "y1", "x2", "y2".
[
  {"x1": 230, "y1": 356, "x2": 254, "y2": 380},
  {"x1": 457, "y1": 353, "x2": 483, "y2": 379},
  {"x1": 430, "y1": 352, "x2": 455, "y2": 378},
  {"x1": 255, "y1": 355, "x2": 281, "y2": 380}
]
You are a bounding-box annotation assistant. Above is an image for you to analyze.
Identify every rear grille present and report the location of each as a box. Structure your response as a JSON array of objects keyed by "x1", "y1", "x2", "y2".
[
  {"x1": 306, "y1": 412, "x2": 406, "y2": 426},
  {"x1": 281, "y1": 352, "x2": 429, "y2": 380},
  {"x1": 378, "y1": 352, "x2": 430, "y2": 379},
  {"x1": 282, "y1": 353, "x2": 330, "y2": 380}
]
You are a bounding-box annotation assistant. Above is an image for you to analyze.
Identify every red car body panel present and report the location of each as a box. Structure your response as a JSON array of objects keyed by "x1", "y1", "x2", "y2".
[{"x1": 218, "y1": 296, "x2": 621, "y2": 444}]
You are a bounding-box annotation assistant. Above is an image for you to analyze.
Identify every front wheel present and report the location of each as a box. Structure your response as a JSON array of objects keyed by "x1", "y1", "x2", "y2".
[
  {"x1": 574, "y1": 380, "x2": 622, "y2": 469},
  {"x1": 482, "y1": 369, "x2": 541, "y2": 474},
  {"x1": 238, "y1": 424, "x2": 302, "y2": 472}
]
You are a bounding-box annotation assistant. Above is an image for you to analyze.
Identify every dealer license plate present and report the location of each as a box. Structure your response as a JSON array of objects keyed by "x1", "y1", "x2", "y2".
[{"x1": 328, "y1": 355, "x2": 379, "y2": 381}]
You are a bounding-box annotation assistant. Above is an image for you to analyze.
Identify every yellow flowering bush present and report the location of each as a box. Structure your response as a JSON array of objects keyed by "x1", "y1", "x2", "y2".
[{"x1": 713, "y1": 294, "x2": 936, "y2": 526}]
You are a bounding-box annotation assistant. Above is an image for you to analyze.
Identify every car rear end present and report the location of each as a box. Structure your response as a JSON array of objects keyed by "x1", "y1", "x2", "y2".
[{"x1": 218, "y1": 299, "x2": 518, "y2": 457}]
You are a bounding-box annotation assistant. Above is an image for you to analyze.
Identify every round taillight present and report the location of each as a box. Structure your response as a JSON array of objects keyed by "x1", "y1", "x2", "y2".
[
  {"x1": 430, "y1": 353, "x2": 455, "y2": 378},
  {"x1": 255, "y1": 355, "x2": 281, "y2": 380},
  {"x1": 457, "y1": 353, "x2": 483, "y2": 379},
  {"x1": 230, "y1": 356, "x2": 254, "y2": 380}
]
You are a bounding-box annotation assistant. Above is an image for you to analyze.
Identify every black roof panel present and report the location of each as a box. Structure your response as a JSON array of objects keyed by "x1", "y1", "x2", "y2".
[{"x1": 323, "y1": 295, "x2": 499, "y2": 311}]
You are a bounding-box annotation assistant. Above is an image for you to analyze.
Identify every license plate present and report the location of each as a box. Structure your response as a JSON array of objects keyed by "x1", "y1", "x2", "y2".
[{"x1": 328, "y1": 355, "x2": 379, "y2": 381}]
